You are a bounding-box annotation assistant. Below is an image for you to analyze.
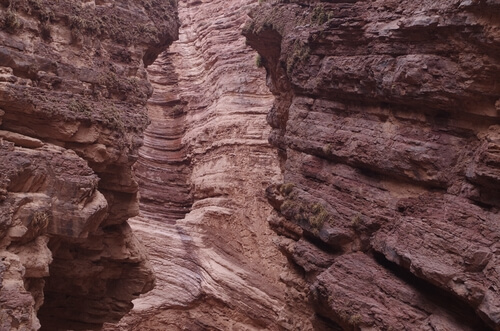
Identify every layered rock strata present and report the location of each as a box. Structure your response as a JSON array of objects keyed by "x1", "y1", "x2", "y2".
[
  {"x1": 0, "y1": 0, "x2": 178, "y2": 329},
  {"x1": 105, "y1": 0, "x2": 315, "y2": 329},
  {"x1": 244, "y1": 0, "x2": 500, "y2": 330}
]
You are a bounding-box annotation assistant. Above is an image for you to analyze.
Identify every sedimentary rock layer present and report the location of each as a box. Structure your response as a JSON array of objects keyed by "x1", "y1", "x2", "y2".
[
  {"x1": 0, "y1": 1, "x2": 178, "y2": 329},
  {"x1": 105, "y1": 0, "x2": 315, "y2": 329},
  {"x1": 244, "y1": 0, "x2": 500, "y2": 330}
]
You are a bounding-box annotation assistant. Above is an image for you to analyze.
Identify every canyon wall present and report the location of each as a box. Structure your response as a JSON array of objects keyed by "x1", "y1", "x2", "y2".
[
  {"x1": 244, "y1": 0, "x2": 500, "y2": 330},
  {"x1": 0, "y1": 0, "x2": 177, "y2": 330},
  {"x1": 3, "y1": 0, "x2": 499, "y2": 330},
  {"x1": 105, "y1": 0, "x2": 319, "y2": 329}
]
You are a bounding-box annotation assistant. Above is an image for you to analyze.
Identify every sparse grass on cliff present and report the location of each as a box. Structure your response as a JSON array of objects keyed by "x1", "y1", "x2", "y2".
[
  {"x1": 278, "y1": 183, "x2": 332, "y2": 232},
  {"x1": 25, "y1": 0, "x2": 55, "y2": 22},
  {"x1": 31, "y1": 210, "x2": 50, "y2": 232},
  {"x1": 286, "y1": 41, "x2": 310, "y2": 74},
  {"x1": 350, "y1": 213, "x2": 362, "y2": 229},
  {"x1": 68, "y1": 99, "x2": 93, "y2": 118},
  {"x1": 280, "y1": 199, "x2": 331, "y2": 232},
  {"x1": 310, "y1": 203, "x2": 330, "y2": 229},
  {"x1": 2, "y1": 9, "x2": 23, "y2": 32},
  {"x1": 322, "y1": 143, "x2": 333, "y2": 156},
  {"x1": 279, "y1": 182, "x2": 295, "y2": 195},
  {"x1": 4, "y1": 0, "x2": 173, "y2": 46},
  {"x1": 0, "y1": 0, "x2": 55, "y2": 37},
  {"x1": 67, "y1": 97, "x2": 129, "y2": 131},
  {"x1": 99, "y1": 71, "x2": 150, "y2": 104},
  {"x1": 255, "y1": 54, "x2": 263, "y2": 68},
  {"x1": 311, "y1": 5, "x2": 331, "y2": 25}
]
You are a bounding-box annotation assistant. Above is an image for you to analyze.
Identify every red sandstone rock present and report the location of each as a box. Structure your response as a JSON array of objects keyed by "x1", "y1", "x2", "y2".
[
  {"x1": 3, "y1": 0, "x2": 498, "y2": 329},
  {"x1": 244, "y1": 0, "x2": 500, "y2": 329},
  {"x1": 0, "y1": 0, "x2": 178, "y2": 329},
  {"x1": 104, "y1": 0, "x2": 314, "y2": 329}
]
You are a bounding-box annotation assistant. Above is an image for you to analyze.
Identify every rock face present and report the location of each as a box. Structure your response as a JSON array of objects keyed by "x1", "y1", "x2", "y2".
[
  {"x1": 105, "y1": 0, "x2": 317, "y2": 329},
  {"x1": 4, "y1": 0, "x2": 499, "y2": 329},
  {"x1": 0, "y1": 0, "x2": 178, "y2": 330},
  {"x1": 244, "y1": 0, "x2": 500, "y2": 330}
]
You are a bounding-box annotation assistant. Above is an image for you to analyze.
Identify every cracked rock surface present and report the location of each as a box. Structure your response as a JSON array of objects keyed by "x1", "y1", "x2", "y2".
[
  {"x1": 244, "y1": 0, "x2": 500, "y2": 329},
  {"x1": 0, "y1": 0, "x2": 178, "y2": 329}
]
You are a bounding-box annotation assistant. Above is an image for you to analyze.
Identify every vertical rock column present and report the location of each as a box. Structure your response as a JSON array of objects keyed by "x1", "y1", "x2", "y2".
[{"x1": 134, "y1": 53, "x2": 192, "y2": 223}]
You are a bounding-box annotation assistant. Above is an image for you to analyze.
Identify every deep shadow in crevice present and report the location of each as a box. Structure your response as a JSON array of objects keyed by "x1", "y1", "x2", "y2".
[
  {"x1": 311, "y1": 312, "x2": 344, "y2": 331},
  {"x1": 372, "y1": 252, "x2": 494, "y2": 331},
  {"x1": 303, "y1": 230, "x2": 343, "y2": 254}
]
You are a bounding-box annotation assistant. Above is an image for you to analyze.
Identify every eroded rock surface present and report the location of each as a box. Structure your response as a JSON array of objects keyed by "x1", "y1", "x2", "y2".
[
  {"x1": 0, "y1": 0, "x2": 178, "y2": 329},
  {"x1": 244, "y1": 0, "x2": 500, "y2": 330},
  {"x1": 104, "y1": 0, "x2": 315, "y2": 330}
]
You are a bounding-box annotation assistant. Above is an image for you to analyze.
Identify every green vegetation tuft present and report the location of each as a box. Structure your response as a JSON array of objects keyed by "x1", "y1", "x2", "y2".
[
  {"x1": 280, "y1": 195, "x2": 331, "y2": 231},
  {"x1": 348, "y1": 314, "x2": 362, "y2": 326},
  {"x1": 27, "y1": 0, "x2": 43, "y2": 11},
  {"x1": 286, "y1": 41, "x2": 310, "y2": 75},
  {"x1": 68, "y1": 99, "x2": 92, "y2": 117},
  {"x1": 102, "y1": 104, "x2": 124, "y2": 130},
  {"x1": 3, "y1": 10, "x2": 23, "y2": 32},
  {"x1": 255, "y1": 54, "x2": 263, "y2": 68},
  {"x1": 311, "y1": 5, "x2": 335, "y2": 25},
  {"x1": 350, "y1": 213, "x2": 362, "y2": 229},
  {"x1": 279, "y1": 182, "x2": 295, "y2": 195},
  {"x1": 322, "y1": 143, "x2": 333, "y2": 155},
  {"x1": 311, "y1": 5, "x2": 329, "y2": 25},
  {"x1": 310, "y1": 203, "x2": 330, "y2": 229},
  {"x1": 31, "y1": 210, "x2": 50, "y2": 231}
]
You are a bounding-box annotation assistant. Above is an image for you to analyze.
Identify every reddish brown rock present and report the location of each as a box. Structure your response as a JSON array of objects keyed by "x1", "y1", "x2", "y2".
[
  {"x1": 0, "y1": 0, "x2": 178, "y2": 329},
  {"x1": 312, "y1": 253, "x2": 486, "y2": 331},
  {"x1": 132, "y1": 52, "x2": 192, "y2": 223},
  {"x1": 105, "y1": 0, "x2": 314, "y2": 329},
  {"x1": 0, "y1": 251, "x2": 41, "y2": 331},
  {"x1": 244, "y1": 0, "x2": 500, "y2": 329}
]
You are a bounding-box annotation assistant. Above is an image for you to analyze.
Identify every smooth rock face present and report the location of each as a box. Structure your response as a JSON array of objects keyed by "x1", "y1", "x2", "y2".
[
  {"x1": 0, "y1": 1, "x2": 178, "y2": 330},
  {"x1": 104, "y1": 0, "x2": 316, "y2": 329},
  {"x1": 244, "y1": 1, "x2": 500, "y2": 330}
]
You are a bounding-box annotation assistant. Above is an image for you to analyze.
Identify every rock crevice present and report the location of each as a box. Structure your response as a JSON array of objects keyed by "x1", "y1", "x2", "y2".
[{"x1": 106, "y1": 0, "x2": 317, "y2": 329}]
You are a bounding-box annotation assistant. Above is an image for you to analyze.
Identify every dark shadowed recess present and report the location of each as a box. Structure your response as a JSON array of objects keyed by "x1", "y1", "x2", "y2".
[{"x1": 373, "y1": 252, "x2": 494, "y2": 331}]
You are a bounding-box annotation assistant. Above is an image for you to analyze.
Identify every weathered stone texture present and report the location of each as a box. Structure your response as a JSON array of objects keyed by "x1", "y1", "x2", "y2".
[
  {"x1": 0, "y1": 0, "x2": 178, "y2": 329},
  {"x1": 244, "y1": 0, "x2": 500, "y2": 330},
  {"x1": 104, "y1": 0, "x2": 315, "y2": 329}
]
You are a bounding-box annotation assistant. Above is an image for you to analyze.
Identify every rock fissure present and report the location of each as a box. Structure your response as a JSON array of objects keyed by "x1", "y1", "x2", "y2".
[
  {"x1": 104, "y1": 0, "x2": 315, "y2": 329},
  {"x1": 1, "y1": 0, "x2": 500, "y2": 330}
]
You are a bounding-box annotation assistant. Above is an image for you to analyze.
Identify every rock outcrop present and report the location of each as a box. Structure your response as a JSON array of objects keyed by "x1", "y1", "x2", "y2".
[
  {"x1": 244, "y1": 0, "x2": 500, "y2": 330},
  {"x1": 105, "y1": 0, "x2": 317, "y2": 329},
  {"x1": 3, "y1": 0, "x2": 499, "y2": 329},
  {"x1": 0, "y1": 0, "x2": 178, "y2": 329}
]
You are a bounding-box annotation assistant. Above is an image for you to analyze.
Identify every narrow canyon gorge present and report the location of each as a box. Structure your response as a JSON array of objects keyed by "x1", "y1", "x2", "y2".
[
  {"x1": 104, "y1": 0, "x2": 311, "y2": 329},
  {"x1": 1, "y1": 0, "x2": 500, "y2": 331}
]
